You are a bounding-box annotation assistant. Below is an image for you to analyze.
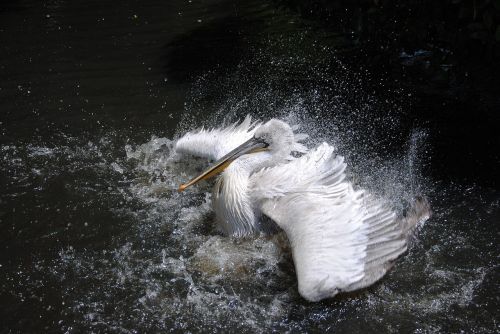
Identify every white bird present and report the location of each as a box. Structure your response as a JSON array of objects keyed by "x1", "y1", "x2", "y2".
[{"x1": 174, "y1": 116, "x2": 430, "y2": 302}]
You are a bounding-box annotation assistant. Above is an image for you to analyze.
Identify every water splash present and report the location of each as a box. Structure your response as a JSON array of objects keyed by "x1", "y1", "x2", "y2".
[{"x1": 1, "y1": 32, "x2": 498, "y2": 334}]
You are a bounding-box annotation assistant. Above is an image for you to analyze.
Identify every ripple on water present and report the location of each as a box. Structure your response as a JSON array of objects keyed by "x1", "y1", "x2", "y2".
[
  {"x1": 2, "y1": 99, "x2": 498, "y2": 333},
  {"x1": 2, "y1": 40, "x2": 499, "y2": 332}
]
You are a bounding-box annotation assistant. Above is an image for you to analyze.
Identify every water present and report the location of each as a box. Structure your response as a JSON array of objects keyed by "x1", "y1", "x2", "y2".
[{"x1": 1, "y1": 0, "x2": 499, "y2": 332}]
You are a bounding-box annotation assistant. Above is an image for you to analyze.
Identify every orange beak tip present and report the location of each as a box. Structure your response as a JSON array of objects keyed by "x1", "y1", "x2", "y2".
[{"x1": 178, "y1": 184, "x2": 187, "y2": 192}]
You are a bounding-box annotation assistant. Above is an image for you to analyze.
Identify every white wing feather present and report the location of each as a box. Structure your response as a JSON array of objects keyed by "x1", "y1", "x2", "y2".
[
  {"x1": 174, "y1": 116, "x2": 261, "y2": 161},
  {"x1": 252, "y1": 143, "x2": 428, "y2": 301}
]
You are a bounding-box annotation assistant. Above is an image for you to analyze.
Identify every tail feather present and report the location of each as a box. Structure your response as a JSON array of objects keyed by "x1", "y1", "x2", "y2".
[
  {"x1": 344, "y1": 196, "x2": 431, "y2": 293},
  {"x1": 402, "y1": 196, "x2": 431, "y2": 237}
]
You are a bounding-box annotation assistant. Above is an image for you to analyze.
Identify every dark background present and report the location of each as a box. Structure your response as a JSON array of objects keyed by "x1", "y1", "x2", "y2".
[
  {"x1": 274, "y1": 0, "x2": 500, "y2": 188},
  {"x1": 1, "y1": 0, "x2": 499, "y2": 332}
]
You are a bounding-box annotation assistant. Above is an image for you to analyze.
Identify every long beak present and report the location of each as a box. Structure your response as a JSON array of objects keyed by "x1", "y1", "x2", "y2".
[{"x1": 178, "y1": 137, "x2": 268, "y2": 192}]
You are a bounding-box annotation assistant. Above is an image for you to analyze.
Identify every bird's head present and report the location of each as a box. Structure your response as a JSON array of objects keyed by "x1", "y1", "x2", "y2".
[
  {"x1": 254, "y1": 119, "x2": 294, "y2": 158},
  {"x1": 178, "y1": 119, "x2": 294, "y2": 192}
]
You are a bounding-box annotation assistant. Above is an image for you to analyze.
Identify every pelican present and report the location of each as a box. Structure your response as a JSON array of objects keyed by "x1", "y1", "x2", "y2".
[{"x1": 174, "y1": 116, "x2": 430, "y2": 302}]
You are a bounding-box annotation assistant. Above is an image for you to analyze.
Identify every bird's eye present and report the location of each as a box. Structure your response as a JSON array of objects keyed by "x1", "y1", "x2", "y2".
[{"x1": 254, "y1": 135, "x2": 269, "y2": 147}]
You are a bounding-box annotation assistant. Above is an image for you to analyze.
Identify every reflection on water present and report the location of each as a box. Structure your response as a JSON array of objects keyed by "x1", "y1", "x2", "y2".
[{"x1": 1, "y1": 0, "x2": 498, "y2": 332}]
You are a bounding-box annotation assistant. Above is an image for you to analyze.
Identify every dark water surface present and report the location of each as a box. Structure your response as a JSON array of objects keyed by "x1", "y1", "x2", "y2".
[{"x1": 1, "y1": 0, "x2": 499, "y2": 332}]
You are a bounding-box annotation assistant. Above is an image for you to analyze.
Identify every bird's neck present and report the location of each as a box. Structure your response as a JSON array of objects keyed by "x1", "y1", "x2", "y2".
[{"x1": 213, "y1": 153, "x2": 272, "y2": 237}]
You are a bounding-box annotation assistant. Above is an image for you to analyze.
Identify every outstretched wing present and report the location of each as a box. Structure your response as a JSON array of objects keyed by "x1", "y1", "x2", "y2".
[
  {"x1": 251, "y1": 143, "x2": 429, "y2": 302},
  {"x1": 174, "y1": 116, "x2": 261, "y2": 161}
]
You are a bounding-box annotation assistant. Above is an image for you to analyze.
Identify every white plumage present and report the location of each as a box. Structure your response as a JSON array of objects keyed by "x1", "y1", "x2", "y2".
[
  {"x1": 175, "y1": 116, "x2": 430, "y2": 302},
  {"x1": 175, "y1": 116, "x2": 308, "y2": 161},
  {"x1": 175, "y1": 116, "x2": 261, "y2": 161}
]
